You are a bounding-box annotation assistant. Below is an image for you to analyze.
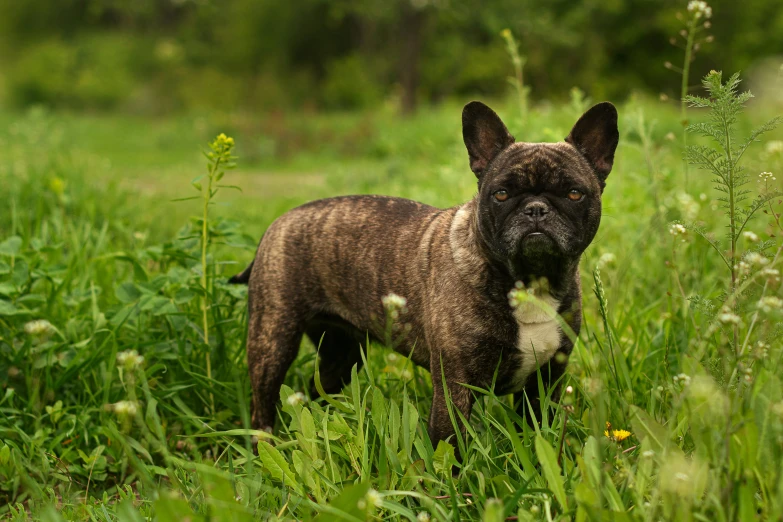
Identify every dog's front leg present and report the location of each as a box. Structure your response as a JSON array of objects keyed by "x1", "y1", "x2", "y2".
[
  {"x1": 427, "y1": 368, "x2": 475, "y2": 453},
  {"x1": 515, "y1": 350, "x2": 568, "y2": 426}
]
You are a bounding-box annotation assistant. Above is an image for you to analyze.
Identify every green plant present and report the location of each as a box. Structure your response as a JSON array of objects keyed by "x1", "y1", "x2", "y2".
[
  {"x1": 666, "y1": 0, "x2": 715, "y2": 187},
  {"x1": 500, "y1": 29, "x2": 530, "y2": 123},
  {"x1": 191, "y1": 134, "x2": 237, "y2": 413},
  {"x1": 681, "y1": 71, "x2": 781, "y2": 348}
]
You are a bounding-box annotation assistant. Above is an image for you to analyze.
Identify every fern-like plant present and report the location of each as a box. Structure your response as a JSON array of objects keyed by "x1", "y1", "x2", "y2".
[{"x1": 684, "y1": 71, "x2": 781, "y2": 352}]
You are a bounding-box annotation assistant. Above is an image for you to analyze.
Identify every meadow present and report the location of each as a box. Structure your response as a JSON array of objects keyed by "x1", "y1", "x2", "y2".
[{"x1": 1, "y1": 74, "x2": 783, "y2": 521}]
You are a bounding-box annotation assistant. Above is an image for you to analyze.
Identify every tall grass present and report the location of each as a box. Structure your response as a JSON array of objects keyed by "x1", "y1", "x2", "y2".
[{"x1": 0, "y1": 74, "x2": 782, "y2": 521}]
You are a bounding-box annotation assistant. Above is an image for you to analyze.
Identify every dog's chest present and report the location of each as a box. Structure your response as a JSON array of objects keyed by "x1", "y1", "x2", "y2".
[{"x1": 510, "y1": 295, "x2": 562, "y2": 389}]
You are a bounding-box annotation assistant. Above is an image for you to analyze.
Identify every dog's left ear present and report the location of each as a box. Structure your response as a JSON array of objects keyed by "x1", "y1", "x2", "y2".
[
  {"x1": 462, "y1": 101, "x2": 515, "y2": 178},
  {"x1": 566, "y1": 102, "x2": 619, "y2": 184}
]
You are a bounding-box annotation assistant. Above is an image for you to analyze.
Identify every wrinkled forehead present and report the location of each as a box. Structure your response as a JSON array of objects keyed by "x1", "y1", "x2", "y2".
[{"x1": 489, "y1": 142, "x2": 597, "y2": 188}]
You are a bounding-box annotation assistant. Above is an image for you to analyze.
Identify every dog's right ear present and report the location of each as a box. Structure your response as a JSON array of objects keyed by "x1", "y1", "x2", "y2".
[{"x1": 462, "y1": 101, "x2": 515, "y2": 177}]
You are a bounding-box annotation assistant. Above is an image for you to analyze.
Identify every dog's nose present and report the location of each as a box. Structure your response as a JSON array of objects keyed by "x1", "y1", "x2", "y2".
[{"x1": 523, "y1": 200, "x2": 550, "y2": 219}]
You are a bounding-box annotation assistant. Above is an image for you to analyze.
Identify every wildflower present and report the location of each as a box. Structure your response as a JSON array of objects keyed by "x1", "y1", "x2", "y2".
[
  {"x1": 214, "y1": 133, "x2": 235, "y2": 148},
  {"x1": 117, "y1": 349, "x2": 145, "y2": 370},
  {"x1": 417, "y1": 513, "x2": 431, "y2": 522},
  {"x1": 673, "y1": 373, "x2": 692, "y2": 387},
  {"x1": 766, "y1": 141, "x2": 783, "y2": 155},
  {"x1": 772, "y1": 401, "x2": 783, "y2": 420},
  {"x1": 669, "y1": 223, "x2": 687, "y2": 237},
  {"x1": 597, "y1": 252, "x2": 616, "y2": 270},
  {"x1": 758, "y1": 172, "x2": 776, "y2": 183},
  {"x1": 742, "y1": 231, "x2": 759, "y2": 243},
  {"x1": 529, "y1": 505, "x2": 541, "y2": 515},
  {"x1": 745, "y1": 252, "x2": 769, "y2": 267},
  {"x1": 382, "y1": 293, "x2": 408, "y2": 319},
  {"x1": 48, "y1": 176, "x2": 66, "y2": 196},
  {"x1": 604, "y1": 422, "x2": 632, "y2": 442},
  {"x1": 761, "y1": 268, "x2": 781, "y2": 284},
  {"x1": 718, "y1": 312, "x2": 741, "y2": 325},
  {"x1": 366, "y1": 489, "x2": 383, "y2": 508},
  {"x1": 401, "y1": 368, "x2": 413, "y2": 380},
  {"x1": 737, "y1": 261, "x2": 750, "y2": 276},
  {"x1": 113, "y1": 400, "x2": 138, "y2": 417},
  {"x1": 742, "y1": 366, "x2": 753, "y2": 384},
  {"x1": 24, "y1": 319, "x2": 55, "y2": 338},
  {"x1": 687, "y1": 0, "x2": 712, "y2": 18},
  {"x1": 676, "y1": 192, "x2": 700, "y2": 221},
  {"x1": 286, "y1": 391, "x2": 306, "y2": 406},
  {"x1": 565, "y1": 385, "x2": 573, "y2": 395},
  {"x1": 753, "y1": 341, "x2": 769, "y2": 360},
  {"x1": 500, "y1": 28, "x2": 512, "y2": 39},
  {"x1": 757, "y1": 296, "x2": 783, "y2": 313},
  {"x1": 604, "y1": 429, "x2": 632, "y2": 442}
]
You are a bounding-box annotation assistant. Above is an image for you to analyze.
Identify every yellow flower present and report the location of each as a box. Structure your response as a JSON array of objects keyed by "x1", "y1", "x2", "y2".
[
  {"x1": 500, "y1": 28, "x2": 512, "y2": 39},
  {"x1": 604, "y1": 425, "x2": 632, "y2": 442}
]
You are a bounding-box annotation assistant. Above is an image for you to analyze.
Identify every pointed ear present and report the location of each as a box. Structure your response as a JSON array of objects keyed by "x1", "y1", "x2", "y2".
[
  {"x1": 565, "y1": 102, "x2": 619, "y2": 183},
  {"x1": 462, "y1": 101, "x2": 515, "y2": 177}
]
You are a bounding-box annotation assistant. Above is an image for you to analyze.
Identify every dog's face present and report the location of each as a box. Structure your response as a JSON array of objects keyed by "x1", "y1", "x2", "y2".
[{"x1": 462, "y1": 101, "x2": 619, "y2": 275}]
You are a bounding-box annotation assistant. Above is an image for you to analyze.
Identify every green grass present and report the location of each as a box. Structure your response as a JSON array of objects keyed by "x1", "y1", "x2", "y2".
[{"x1": 0, "y1": 91, "x2": 782, "y2": 521}]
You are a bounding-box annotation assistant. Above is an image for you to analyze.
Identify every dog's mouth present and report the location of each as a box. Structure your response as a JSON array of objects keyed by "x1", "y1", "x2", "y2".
[{"x1": 518, "y1": 229, "x2": 558, "y2": 255}]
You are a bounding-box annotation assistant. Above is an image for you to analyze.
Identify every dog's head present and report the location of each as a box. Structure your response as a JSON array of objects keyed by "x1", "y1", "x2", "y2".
[{"x1": 462, "y1": 101, "x2": 618, "y2": 276}]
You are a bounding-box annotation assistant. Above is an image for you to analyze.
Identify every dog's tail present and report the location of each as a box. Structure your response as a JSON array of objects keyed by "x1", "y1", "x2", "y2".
[{"x1": 228, "y1": 261, "x2": 254, "y2": 285}]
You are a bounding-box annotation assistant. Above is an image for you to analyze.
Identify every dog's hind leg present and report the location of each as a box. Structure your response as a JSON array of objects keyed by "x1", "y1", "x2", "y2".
[
  {"x1": 247, "y1": 309, "x2": 304, "y2": 432},
  {"x1": 306, "y1": 321, "x2": 365, "y2": 397}
]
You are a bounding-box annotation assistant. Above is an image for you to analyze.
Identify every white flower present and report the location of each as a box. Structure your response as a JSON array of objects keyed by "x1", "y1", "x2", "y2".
[
  {"x1": 417, "y1": 512, "x2": 431, "y2": 522},
  {"x1": 687, "y1": 0, "x2": 711, "y2": 18},
  {"x1": 718, "y1": 312, "x2": 741, "y2": 325},
  {"x1": 765, "y1": 141, "x2": 783, "y2": 155},
  {"x1": 745, "y1": 252, "x2": 769, "y2": 267},
  {"x1": 742, "y1": 231, "x2": 759, "y2": 243},
  {"x1": 565, "y1": 385, "x2": 574, "y2": 395},
  {"x1": 669, "y1": 223, "x2": 687, "y2": 237},
  {"x1": 113, "y1": 400, "x2": 138, "y2": 417},
  {"x1": 597, "y1": 252, "x2": 616, "y2": 270},
  {"x1": 673, "y1": 373, "x2": 691, "y2": 387},
  {"x1": 382, "y1": 293, "x2": 408, "y2": 319},
  {"x1": 24, "y1": 319, "x2": 55, "y2": 337},
  {"x1": 117, "y1": 349, "x2": 145, "y2": 369},
  {"x1": 401, "y1": 368, "x2": 413, "y2": 380},
  {"x1": 286, "y1": 392, "x2": 306, "y2": 406},
  {"x1": 758, "y1": 172, "x2": 776, "y2": 182},
  {"x1": 366, "y1": 489, "x2": 383, "y2": 507},
  {"x1": 758, "y1": 296, "x2": 783, "y2": 313},
  {"x1": 676, "y1": 192, "x2": 700, "y2": 221}
]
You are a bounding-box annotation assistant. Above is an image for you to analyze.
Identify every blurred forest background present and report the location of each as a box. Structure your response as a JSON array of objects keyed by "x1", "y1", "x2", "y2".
[{"x1": 1, "y1": 0, "x2": 782, "y2": 115}]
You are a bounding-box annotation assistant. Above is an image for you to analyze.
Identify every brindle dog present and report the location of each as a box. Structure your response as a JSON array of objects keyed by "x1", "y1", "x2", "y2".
[{"x1": 230, "y1": 101, "x2": 619, "y2": 447}]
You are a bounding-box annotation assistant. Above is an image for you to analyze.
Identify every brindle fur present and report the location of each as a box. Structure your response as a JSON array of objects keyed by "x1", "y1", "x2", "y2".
[{"x1": 231, "y1": 101, "x2": 619, "y2": 449}]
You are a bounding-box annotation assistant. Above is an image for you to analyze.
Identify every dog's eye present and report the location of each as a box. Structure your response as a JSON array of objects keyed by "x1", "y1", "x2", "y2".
[
  {"x1": 494, "y1": 190, "x2": 509, "y2": 202},
  {"x1": 567, "y1": 189, "x2": 584, "y2": 201}
]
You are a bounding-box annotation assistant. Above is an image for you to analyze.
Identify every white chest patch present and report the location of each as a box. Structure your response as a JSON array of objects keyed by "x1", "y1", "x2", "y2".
[{"x1": 512, "y1": 294, "x2": 562, "y2": 389}]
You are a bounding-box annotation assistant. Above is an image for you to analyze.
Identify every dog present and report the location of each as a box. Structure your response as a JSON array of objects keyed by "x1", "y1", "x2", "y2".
[{"x1": 229, "y1": 100, "x2": 618, "y2": 448}]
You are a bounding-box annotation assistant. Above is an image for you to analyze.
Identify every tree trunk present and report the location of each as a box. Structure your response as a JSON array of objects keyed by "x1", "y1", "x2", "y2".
[{"x1": 399, "y1": 3, "x2": 426, "y2": 115}]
